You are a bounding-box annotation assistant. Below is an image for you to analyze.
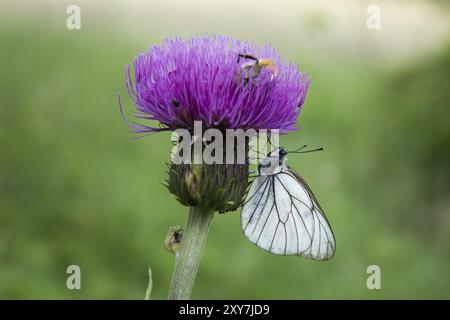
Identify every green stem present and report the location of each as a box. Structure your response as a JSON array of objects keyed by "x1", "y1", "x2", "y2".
[
  {"x1": 168, "y1": 206, "x2": 214, "y2": 300},
  {"x1": 144, "y1": 267, "x2": 152, "y2": 300}
]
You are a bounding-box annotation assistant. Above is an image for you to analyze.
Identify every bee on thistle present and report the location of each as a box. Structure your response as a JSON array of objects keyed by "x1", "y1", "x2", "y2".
[{"x1": 237, "y1": 53, "x2": 278, "y2": 84}]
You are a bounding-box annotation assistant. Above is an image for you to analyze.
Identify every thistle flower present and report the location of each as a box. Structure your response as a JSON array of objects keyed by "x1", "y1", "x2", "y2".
[
  {"x1": 123, "y1": 35, "x2": 310, "y2": 134},
  {"x1": 119, "y1": 35, "x2": 310, "y2": 300}
]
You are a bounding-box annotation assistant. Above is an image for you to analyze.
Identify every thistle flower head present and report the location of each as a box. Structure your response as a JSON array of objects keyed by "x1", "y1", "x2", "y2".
[
  {"x1": 123, "y1": 35, "x2": 310, "y2": 134},
  {"x1": 121, "y1": 35, "x2": 311, "y2": 212}
]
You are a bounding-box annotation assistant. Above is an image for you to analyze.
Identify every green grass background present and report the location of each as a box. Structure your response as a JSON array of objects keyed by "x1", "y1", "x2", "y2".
[{"x1": 0, "y1": 1, "x2": 449, "y2": 299}]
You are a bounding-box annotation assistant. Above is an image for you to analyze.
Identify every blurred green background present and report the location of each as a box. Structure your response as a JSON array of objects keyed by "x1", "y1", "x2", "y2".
[{"x1": 0, "y1": 0, "x2": 449, "y2": 299}]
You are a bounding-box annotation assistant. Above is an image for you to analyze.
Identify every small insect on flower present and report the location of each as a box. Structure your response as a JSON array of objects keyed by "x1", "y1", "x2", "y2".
[
  {"x1": 241, "y1": 145, "x2": 336, "y2": 260},
  {"x1": 237, "y1": 53, "x2": 278, "y2": 84}
]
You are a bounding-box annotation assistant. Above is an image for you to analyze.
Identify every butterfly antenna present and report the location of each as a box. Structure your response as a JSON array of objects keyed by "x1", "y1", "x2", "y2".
[
  {"x1": 289, "y1": 147, "x2": 323, "y2": 154},
  {"x1": 290, "y1": 144, "x2": 308, "y2": 153}
]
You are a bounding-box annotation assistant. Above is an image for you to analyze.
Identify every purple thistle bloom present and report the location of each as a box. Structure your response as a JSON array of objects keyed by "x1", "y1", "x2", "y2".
[{"x1": 120, "y1": 35, "x2": 310, "y2": 134}]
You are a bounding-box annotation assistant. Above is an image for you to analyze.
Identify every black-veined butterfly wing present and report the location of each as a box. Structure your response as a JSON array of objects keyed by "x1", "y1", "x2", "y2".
[{"x1": 241, "y1": 166, "x2": 336, "y2": 260}]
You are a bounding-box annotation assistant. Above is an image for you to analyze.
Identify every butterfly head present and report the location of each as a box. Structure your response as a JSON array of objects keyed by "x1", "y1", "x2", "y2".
[
  {"x1": 264, "y1": 147, "x2": 288, "y2": 168},
  {"x1": 269, "y1": 147, "x2": 288, "y2": 163},
  {"x1": 259, "y1": 145, "x2": 323, "y2": 175}
]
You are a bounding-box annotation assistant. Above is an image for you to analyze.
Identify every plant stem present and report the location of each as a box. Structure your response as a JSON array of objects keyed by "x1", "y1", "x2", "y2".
[
  {"x1": 168, "y1": 206, "x2": 214, "y2": 300},
  {"x1": 144, "y1": 267, "x2": 152, "y2": 300}
]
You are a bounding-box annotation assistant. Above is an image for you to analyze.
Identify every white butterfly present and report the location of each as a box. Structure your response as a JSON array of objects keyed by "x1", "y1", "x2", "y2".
[{"x1": 241, "y1": 147, "x2": 336, "y2": 260}]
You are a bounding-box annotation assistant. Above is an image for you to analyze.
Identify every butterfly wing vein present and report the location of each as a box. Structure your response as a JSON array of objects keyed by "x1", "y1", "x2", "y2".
[{"x1": 241, "y1": 169, "x2": 335, "y2": 260}]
